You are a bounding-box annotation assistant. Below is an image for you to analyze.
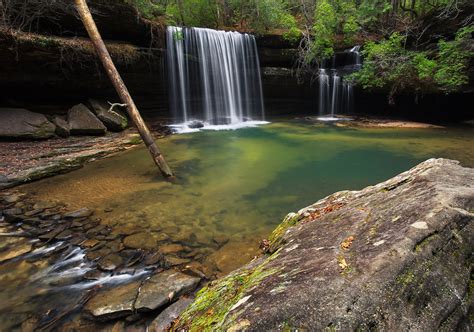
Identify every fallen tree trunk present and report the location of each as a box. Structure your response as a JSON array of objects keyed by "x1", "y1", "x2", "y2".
[{"x1": 74, "y1": 0, "x2": 174, "y2": 178}]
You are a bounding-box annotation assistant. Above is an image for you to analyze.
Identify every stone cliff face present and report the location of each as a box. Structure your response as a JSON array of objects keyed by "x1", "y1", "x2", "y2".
[{"x1": 173, "y1": 158, "x2": 474, "y2": 331}]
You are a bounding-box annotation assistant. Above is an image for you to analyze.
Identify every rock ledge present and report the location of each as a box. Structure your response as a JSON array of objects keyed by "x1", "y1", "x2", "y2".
[{"x1": 174, "y1": 158, "x2": 474, "y2": 331}]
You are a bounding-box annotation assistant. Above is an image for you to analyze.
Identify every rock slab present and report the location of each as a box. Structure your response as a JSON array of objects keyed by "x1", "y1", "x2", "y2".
[
  {"x1": 175, "y1": 159, "x2": 474, "y2": 331},
  {"x1": 67, "y1": 104, "x2": 106, "y2": 136},
  {"x1": 0, "y1": 108, "x2": 56, "y2": 139}
]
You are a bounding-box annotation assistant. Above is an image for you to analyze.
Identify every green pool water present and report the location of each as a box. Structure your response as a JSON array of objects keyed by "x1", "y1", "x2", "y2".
[{"x1": 22, "y1": 120, "x2": 474, "y2": 274}]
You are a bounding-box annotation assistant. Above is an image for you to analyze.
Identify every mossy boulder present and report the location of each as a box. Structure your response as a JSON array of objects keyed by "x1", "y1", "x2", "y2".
[
  {"x1": 0, "y1": 108, "x2": 56, "y2": 140},
  {"x1": 173, "y1": 159, "x2": 474, "y2": 331}
]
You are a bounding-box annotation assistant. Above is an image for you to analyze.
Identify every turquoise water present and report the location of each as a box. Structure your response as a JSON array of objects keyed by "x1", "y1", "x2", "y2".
[{"x1": 23, "y1": 120, "x2": 474, "y2": 273}]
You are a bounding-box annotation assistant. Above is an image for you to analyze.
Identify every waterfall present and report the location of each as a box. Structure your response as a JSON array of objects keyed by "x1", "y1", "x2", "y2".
[
  {"x1": 166, "y1": 26, "x2": 265, "y2": 127},
  {"x1": 318, "y1": 46, "x2": 361, "y2": 118}
]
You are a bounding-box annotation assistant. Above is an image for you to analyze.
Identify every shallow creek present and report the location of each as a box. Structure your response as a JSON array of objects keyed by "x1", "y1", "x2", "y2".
[{"x1": 2, "y1": 120, "x2": 474, "y2": 329}]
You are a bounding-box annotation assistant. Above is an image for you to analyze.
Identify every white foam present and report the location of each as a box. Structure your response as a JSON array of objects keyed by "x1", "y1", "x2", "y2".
[
  {"x1": 170, "y1": 120, "x2": 270, "y2": 134},
  {"x1": 317, "y1": 117, "x2": 353, "y2": 122}
]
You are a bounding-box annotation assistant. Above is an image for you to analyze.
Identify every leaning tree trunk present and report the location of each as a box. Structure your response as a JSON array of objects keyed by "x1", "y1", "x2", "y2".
[{"x1": 74, "y1": 0, "x2": 174, "y2": 178}]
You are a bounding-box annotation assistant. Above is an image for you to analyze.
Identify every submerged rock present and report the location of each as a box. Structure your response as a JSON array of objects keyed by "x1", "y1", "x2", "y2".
[
  {"x1": 175, "y1": 159, "x2": 474, "y2": 331},
  {"x1": 67, "y1": 104, "x2": 106, "y2": 136},
  {"x1": 0, "y1": 108, "x2": 56, "y2": 140},
  {"x1": 123, "y1": 232, "x2": 157, "y2": 250},
  {"x1": 64, "y1": 207, "x2": 93, "y2": 219}
]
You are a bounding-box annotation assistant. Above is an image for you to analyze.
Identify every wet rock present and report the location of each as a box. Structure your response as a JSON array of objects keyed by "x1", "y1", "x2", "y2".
[
  {"x1": 174, "y1": 159, "x2": 474, "y2": 331},
  {"x1": 88, "y1": 99, "x2": 128, "y2": 132},
  {"x1": 120, "y1": 249, "x2": 145, "y2": 267},
  {"x1": 212, "y1": 235, "x2": 230, "y2": 247},
  {"x1": 64, "y1": 207, "x2": 93, "y2": 219},
  {"x1": 24, "y1": 208, "x2": 44, "y2": 217},
  {"x1": 0, "y1": 242, "x2": 32, "y2": 262},
  {"x1": 56, "y1": 230, "x2": 74, "y2": 240},
  {"x1": 0, "y1": 108, "x2": 56, "y2": 139},
  {"x1": 165, "y1": 255, "x2": 191, "y2": 266},
  {"x1": 98, "y1": 253, "x2": 124, "y2": 271},
  {"x1": 3, "y1": 207, "x2": 23, "y2": 222},
  {"x1": 158, "y1": 243, "x2": 185, "y2": 254},
  {"x1": 148, "y1": 296, "x2": 194, "y2": 331},
  {"x1": 123, "y1": 232, "x2": 157, "y2": 250},
  {"x1": 187, "y1": 120, "x2": 205, "y2": 129},
  {"x1": 52, "y1": 116, "x2": 70, "y2": 138},
  {"x1": 135, "y1": 270, "x2": 200, "y2": 312},
  {"x1": 81, "y1": 239, "x2": 100, "y2": 248},
  {"x1": 3, "y1": 193, "x2": 23, "y2": 203},
  {"x1": 67, "y1": 104, "x2": 107, "y2": 136},
  {"x1": 144, "y1": 251, "x2": 164, "y2": 265},
  {"x1": 83, "y1": 270, "x2": 105, "y2": 281},
  {"x1": 33, "y1": 200, "x2": 57, "y2": 210},
  {"x1": 84, "y1": 280, "x2": 141, "y2": 320}
]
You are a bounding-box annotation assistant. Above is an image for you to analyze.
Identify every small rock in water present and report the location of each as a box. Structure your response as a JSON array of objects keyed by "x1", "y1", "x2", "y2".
[
  {"x1": 0, "y1": 242, "x2": 32, "y2": 262},
  {"x1": 159, "y1": 243, "x2": 185, "y2": 254},
  {"x1": 144, "y1": 251, "x2": 164, "y2": 265},
  {"x1": 98, "y1": 253, "x2": 124, "y2": 271},
  {"x1": 123, "y1": 232, "x2": 157, "y2": 250},
  {"x1": 134, "y1": 270, "x2": 200, "y2": 312},
  {"x1": 187, "y1": 120, "x2": 205, "y2": 129},
  {"x1": 33, "y1": 201, "x2": 57, "y2": 210},
  {"x1": 64, "y1": 208, "x2": 93, "y2": 219},
  {"x1": 165, "y1": 255, "x2": 191, "y2": 266},
  {"x1": 213, "y1": 235, "x2": 230, "y2": 247}
]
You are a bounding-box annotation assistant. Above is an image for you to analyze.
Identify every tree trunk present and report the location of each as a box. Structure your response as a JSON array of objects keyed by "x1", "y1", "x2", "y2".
[{"x1": 74, "y1": 0, "x2": 174, "y2": 179}]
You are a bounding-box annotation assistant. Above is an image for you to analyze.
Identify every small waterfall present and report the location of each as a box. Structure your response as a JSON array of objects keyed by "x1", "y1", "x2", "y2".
[
  {"x1": 318, "y1": 46, "x2": 361, "y2": 118},
  {"x1": 166, "y1": 26, "x2": 265, "y2": 127}
]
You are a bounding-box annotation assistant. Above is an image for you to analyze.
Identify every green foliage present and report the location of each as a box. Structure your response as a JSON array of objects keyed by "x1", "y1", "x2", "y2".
[
  {"x1": 434, "y1": 26, "x2": 474, "y2": 93},
  {"x1": 350, "y1": 26, "x2": 474, "y2": 96},
  {"x1": 124, "y1": 0, "x2": 165, "y2": 20},
  {"x1": 165, "y1": 0, "x2": 218, "y2": 28}
]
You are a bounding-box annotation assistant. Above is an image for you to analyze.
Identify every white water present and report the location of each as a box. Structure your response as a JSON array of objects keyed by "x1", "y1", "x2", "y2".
[
  {"x1": 167, "y1": 26, "x2": 265, "y2": 127},
  {"x1": 317, "y1": 46, "x2": 361, "y2": 119}
]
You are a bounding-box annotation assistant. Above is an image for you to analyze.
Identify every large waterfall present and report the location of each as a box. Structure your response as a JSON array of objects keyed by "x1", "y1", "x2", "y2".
[
  {"x1": 166, "y1": 26, "x2": 265, "y2": 129},
  {"x1": 318, "y1": 46, "x2": 361, "y2": 119}
]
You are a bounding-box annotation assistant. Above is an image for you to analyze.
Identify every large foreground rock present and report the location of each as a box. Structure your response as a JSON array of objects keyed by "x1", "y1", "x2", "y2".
[
  {"x1": 67, "y1": 104, "x2": 106, "y2": 136},
  {"x1": 174, "y1": 159, "x2": 474, "y2": 331},
  {"x1": 0, "y1": 108, "x2": 55, "y2": 139}
]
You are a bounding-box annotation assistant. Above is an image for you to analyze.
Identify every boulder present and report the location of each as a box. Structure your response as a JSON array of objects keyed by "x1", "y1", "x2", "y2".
[
  {"x1": 175, "y1": 159, "x2": 474, "y2": 331},
  {"x1": 52, "y1": 116, "x2": 70, "y2": 138},
  {"x1": 0, "y1": 108, "x2": 55, "y2": 139},
  {"x1": 135, "y1": 270, "x2": 200, "y2": 312},
  {"x1": 84, "y1": 270, "x2": 200, "y2": 321},
  {"x1": 88, "y1": 99, "x2": 128, "y2": 132},
  {"x1": 67, "y1": 104, "x2": 106, "y2": 136}
]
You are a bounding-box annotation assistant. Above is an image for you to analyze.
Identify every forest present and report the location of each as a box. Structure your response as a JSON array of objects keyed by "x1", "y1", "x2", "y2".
[{"x1": 0, "y1": 0, "x2": 473, "y2": 331}]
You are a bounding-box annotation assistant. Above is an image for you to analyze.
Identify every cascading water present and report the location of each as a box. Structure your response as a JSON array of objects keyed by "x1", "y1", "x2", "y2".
[
  {"x1": 318, "y1": 46, "x2": 361, "y2": 119},
  {"x1": 166, "y1": 26, "x2": 265, "y2": 129}
]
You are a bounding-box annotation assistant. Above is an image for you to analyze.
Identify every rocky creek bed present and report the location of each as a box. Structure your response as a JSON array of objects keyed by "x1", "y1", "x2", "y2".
[{"x1": 0, "y1": 190, "x2": 212, "y2": 331}]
